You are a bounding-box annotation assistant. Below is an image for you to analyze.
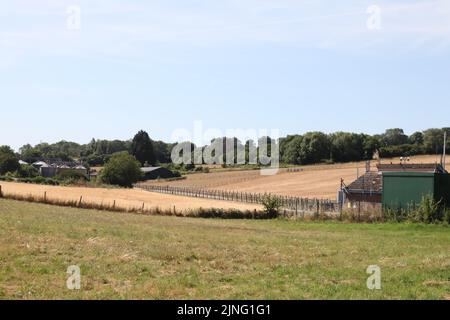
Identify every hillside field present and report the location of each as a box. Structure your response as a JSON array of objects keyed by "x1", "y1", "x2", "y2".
[
  {"x1": 0, "y1": 182, "x2": 262, "y2": 213},
  {"x1": 0, "y1": 199, "x2": 449, "y2": 299},
  {"x1": 144, "y1": 155, "x2": 450, "y2": 199}
]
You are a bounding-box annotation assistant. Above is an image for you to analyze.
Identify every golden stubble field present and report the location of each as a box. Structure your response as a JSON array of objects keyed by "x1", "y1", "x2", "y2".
[
  {"x1": 0, "y1": 155, "x2": 447, "y2": 210},
  {"x1": 144, "y1": 155, "x2": 449, "y2": 199},
  {"x1": 0, "y1": 182, "x2": 262, "y2": 213}
]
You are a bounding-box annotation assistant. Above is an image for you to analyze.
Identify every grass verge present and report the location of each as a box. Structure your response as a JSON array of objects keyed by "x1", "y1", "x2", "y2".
[{"x1": 0, "y1": 199, "x2": 449, "y2": 299}]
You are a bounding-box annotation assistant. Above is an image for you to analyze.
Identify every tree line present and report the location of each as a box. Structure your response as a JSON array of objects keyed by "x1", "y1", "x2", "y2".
[
  {"x1": 6, "y1": 127, "x2": 450, "y2": 172},
  {"x1": 280, "y1": 128, "x2": 449, "y2": 165}
]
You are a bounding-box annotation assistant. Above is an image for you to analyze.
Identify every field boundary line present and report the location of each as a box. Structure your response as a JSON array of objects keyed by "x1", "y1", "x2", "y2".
[{"x1": 134, "y1": 183, "x2": 339, "y2": 215}]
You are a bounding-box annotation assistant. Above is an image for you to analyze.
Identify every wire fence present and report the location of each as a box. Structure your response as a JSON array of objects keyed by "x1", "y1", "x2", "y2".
[{"x1": 134, "y1": 183, "x2": 340, "y2": 215}]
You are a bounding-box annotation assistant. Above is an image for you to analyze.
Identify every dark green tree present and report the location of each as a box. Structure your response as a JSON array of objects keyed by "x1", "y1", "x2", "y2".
[
  {"x1": 329, "y1": 132, "x2": 365, "y2": 162},
  {"x1": 282, "y1": 135, "x2": 303, "y2": 164},
  {"x1": 362, "y1": 135, "x2": 380, "y2": 160},
  {"x1": 0, "y1": 146, "x2": 20, "y2": 175},
  {"x1": 299, "y1": 132, "x2": 330, "y2": 164},
  {"x1": 409, "y1": 131, "x2": 424, "y2": 145},
  {"x1": 423, "y1": 128, "x2": 444, "y2": 154},
  {"x1": 131, "y1": 130, "x2": 155, "y2": 166},
  {"x1": 382, "y1": 128, "x2": 408, "y2": 146}
]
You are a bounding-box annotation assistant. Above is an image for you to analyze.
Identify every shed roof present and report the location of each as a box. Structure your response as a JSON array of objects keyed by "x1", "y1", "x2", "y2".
[
  {"x1": 345, "y1": 172, "x2": 382, "y2": 194},
  {"x1": 140, "y1": 167, "x2": 163, "y2": 173},
  {"x1": 377, "y1": 163, "x2": 446, "y2": 173},
  {"x1": 32, "y1": 161, "x2": 48, "y2": 167}
]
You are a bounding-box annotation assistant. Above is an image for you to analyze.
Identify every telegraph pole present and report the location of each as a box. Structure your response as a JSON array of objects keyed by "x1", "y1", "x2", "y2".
[{"x1": 444, "y1": 131, "x2": 447, "y2": 170}]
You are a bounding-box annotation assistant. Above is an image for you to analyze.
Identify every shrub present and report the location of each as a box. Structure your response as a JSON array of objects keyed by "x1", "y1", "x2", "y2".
[
  {"x1": 56, "y1": 169, "x2": 87, "y2": 183},
  {"x1": 383, "y1": 195, "x2": 448, "y2": 224},
  {"x1": 16, "y1": 164, "x2": 39, "y2": 178},
  {"x1": 413, "y1": 195, "x2": 443, "y2": 223},
  {"x1": 261, "y1": 194, "x2": 281, "y2": 219},
  {"x1": 100, "y1": 152, "x2": 143, "y2": 187},
  {"x1": 443, "y1": 209, "x2": 450, "y2": 225}
]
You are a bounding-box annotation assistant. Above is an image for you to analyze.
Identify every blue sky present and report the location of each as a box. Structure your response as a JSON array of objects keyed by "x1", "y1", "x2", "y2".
[{"x1": 1, "y1": 0, "x2": 450, "y2": 150}]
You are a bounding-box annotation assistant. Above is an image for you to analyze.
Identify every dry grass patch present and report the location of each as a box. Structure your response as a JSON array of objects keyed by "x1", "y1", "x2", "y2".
[{"x1": 0, "y1": 199, "x2": 449, "y2": 299}]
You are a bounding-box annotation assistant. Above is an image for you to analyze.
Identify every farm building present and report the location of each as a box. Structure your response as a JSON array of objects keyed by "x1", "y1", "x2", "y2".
[
  {"x1": 342, "y1": 171, "x2": 383, "y2": 211},
  {"x1": 140, "y1": 167, "x2": 176, "y2": 180},
  {"x1": 342, "y1": 162, "x2": 449, "y2": 211},
  {"x1": 382, "y1": 172, "x2": 450, "y2": 210},
  {"x1": 31, "y1": 161, "x2": 88, "y2": 178}
]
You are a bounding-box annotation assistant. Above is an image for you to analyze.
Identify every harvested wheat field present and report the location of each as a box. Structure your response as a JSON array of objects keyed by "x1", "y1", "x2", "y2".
[
  {"x1": 143, "y1": 155, "x2": 450, "y2": 199},
  {"x1": 0, "y1": 182, "x2": 262, "y2": 212}
]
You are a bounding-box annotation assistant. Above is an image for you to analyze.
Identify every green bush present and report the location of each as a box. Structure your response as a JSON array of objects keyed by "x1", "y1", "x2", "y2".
[
  {"x1": 18, "y1": 176, "x2": 59, "y2": 185},
  {"x1": 100, "y1": 152, "x2": 143, "y2": 187},
  {"x1": 383, "y1": 195, "x2": 448, "y2": 224},
  {"x1": 261, "y1": 194, "x2": 281, "y2": 219},
  {"x1": 443, "y1": 209, "x2": 450, "y2": 225},
  {"x1": 15, "y1": 164, "x2": 39, "y2": 178},
  {"x1": 413, "y1": 195, "x2": 444, "y2": 223},
  {"x1": 56, "y1": 169, "x2": 87, "y2": 182},
  {"x1": 383, "y1": 207, "x2": 407, "y2": 222}
]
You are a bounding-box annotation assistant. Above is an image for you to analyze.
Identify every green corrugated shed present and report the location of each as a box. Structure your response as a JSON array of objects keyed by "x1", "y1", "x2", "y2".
[
  {"x1": 382, "y1": 172, "x2": 450, "y2": 210},
  {"x1": 435, "y1": 173, "x2": 450, "y2": 205}
]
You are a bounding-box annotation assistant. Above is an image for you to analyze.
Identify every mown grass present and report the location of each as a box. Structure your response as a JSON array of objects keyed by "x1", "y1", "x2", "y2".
[{"x1": 0, "y1": 199, "x2": 449, "y2": 300}]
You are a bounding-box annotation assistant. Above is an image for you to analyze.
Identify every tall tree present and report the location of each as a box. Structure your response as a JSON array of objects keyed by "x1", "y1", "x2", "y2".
[
  {"x1": 299, "y1": 132, "x2": 330, "y2": 164},
  {"x1": 409, "y1": 132, "x2": 424, "y2": 145},
  {"x1": 423, "y1": 128, "x2": 444, "y2": 154},
  {"x1": 0, "y1": 145, "x2": 20, "y2": 175},
  {"x1": 382, "y1": 128, "x2": 409, "y2": 146},
  {"x1": 131, "y1": 130, "x2": 155, "y2": 166}
]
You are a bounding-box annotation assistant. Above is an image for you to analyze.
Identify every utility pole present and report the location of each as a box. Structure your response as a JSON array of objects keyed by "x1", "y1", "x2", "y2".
[{"x1": 444, "y1": 131, "x2": 447, "y2": 170}]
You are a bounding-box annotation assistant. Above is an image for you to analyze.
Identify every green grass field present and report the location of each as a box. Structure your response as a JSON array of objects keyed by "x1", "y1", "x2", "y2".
[{"x1": 0, "y1": 198, "x2": 449, "y2": 299}]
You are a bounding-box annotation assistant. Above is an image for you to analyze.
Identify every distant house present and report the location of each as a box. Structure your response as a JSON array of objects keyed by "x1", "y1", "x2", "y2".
[
  {"x1": 32, "y1": 160, "x2": 88, "y2": 178},
  {"x1": 40, "y1": 163, "x2": 57, "y2": 178},
  {"x1": 140, "y1": 167, "x2": 176, "y2": 180}
]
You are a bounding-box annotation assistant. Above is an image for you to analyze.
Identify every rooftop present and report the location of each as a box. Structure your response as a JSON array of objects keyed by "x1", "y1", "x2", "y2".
[
  {"x1": 345, "y1": 172, "x2": 383, "y2": 194},
  {"x1": 376, "y1": 163, "x2": 447, "y2": 173},
  {"x1": 140, "y1": 167, "x2": 162, "y2": 173}
]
